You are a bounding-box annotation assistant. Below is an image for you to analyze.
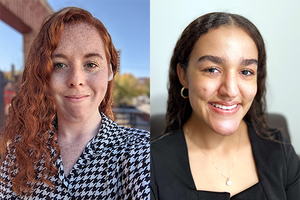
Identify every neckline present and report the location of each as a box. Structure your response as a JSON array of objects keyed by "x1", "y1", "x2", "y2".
[{"x1": 180, "y1": 122, "x2": 261, "y2": 197}]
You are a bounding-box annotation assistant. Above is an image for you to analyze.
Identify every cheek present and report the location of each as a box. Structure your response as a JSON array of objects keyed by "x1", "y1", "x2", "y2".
[
  {"x1": 240, "y1": 81, "x2": 257, "y2": 102},
  {"x1": 90, "y1": 71, "x2": 109, "y2": 93},
  {"x1": 49, "y1": 74, "x2": 61, "y2": 95},
  {"x1": 189, "y1": 78, "x2": 219, "y2": 101}
]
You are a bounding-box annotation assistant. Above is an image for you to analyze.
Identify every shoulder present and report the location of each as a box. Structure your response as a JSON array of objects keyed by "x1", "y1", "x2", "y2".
[
  {"x1": 115, "y1": 125, "x2": 150, "y2": 157},
  {"x1": 116, "y1": 125, "x2": 150, "y2": 143},
  {"x1": 248, "y1": 121, "x2": 298, "y2": 161},
  {"x1": 274, "y1": 131, "x2": 300, "y2": 191},
  {"x1": 247, "y1": 121, "x2": 298, "y2": 162},
  {"x1": 101, "y1": 116, "x2": 150, "y2": 199},
  {"x1": 247, "y1": 121, "x2": 300, "y2": 192},
  {"x1": 116, "y1": 124, "x2": 150, "y2": 148},
  {"x1": 151, "y1": 129, "x2": 184, "y2": 152},
  {"x1": 151, "y1": 129, "x2": 187, "y2": 169},
  {"x1": 150, "y1": 129, "x2": 195, "y2": 199},
  {"x1": 99, "y1": 113, "x2": 150, "y2": 196},
  {"x1": 99, "y1": 113, "x2": 150, "y2": 171},
  {"x1": 100, "y1": 112, "x2": 149, "y2": 148}
]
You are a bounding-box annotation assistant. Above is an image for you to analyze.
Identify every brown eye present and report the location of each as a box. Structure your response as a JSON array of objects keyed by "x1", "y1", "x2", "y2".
[
  {"x1": 240, "y1": 70, "x2": 254, "y2": 76},
  {"x1": 203, "y1": 67, "x2": 219, "y2": 73}
]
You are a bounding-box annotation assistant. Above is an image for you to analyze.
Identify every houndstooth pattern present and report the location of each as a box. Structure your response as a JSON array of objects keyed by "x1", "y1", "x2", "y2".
[{"x1": 0, "y1": 113, "x2": 150, "y2": 199}]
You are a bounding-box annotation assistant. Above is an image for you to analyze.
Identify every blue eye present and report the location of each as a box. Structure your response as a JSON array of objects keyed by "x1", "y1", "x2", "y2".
[
  {"x1": 203, "y1": 67, "x2": 219, "y2": 73},
  {"x1": 240, "y1": 70, "x2": 254, "y2": 76},
  {"x1": 53, "y1": 63, "x2": 66, "y2": 69}
]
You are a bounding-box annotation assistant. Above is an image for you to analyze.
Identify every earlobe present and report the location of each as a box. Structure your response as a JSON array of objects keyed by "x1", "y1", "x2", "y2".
[
  {"x1": 108, "y1": 63, "x2": 113, "y2": 81},
  {"x1": 177, "y1": 63, "x2": 188, "y2": 88}
]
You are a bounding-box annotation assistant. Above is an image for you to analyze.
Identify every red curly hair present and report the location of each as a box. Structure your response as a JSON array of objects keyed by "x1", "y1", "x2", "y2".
[{"x1": 0, "y1": 7, "x2": 119, "y2": 195}]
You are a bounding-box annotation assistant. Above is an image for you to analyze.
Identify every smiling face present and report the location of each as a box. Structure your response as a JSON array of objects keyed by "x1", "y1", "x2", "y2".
[
  {"x1": 50, "y1": 23, "x2": 110, "y2": 123},
  {"x1": 177, "y1": 26, "x2": 258, "y2": 136}
]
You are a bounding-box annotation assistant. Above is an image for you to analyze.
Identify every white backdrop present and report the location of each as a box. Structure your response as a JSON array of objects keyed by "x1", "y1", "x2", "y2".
[{"x1": 150, "y1": 0, "x2": 300, "y2": 154}]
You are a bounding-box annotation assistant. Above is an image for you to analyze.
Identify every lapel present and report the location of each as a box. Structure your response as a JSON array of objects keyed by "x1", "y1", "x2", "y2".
[{"x1": 248, "y1": 123, "x2": 287, "y2": 200}]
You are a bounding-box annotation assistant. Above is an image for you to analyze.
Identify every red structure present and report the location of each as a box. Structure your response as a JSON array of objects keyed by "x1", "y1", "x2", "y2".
[
  {"x1": 0, "y1": 0, "x2": 53, "y2": 62},
  {"x1": 4, "y1": 88, "x2": 15, "y2": 106},
  {"x1": 0, "y1": 0, "x2": 53, "y2": 128}
]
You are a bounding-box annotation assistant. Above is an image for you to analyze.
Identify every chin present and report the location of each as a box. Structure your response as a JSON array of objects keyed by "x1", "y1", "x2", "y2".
[{"x1": 210, "y1": 119, "x2": 242, "y2": 136}]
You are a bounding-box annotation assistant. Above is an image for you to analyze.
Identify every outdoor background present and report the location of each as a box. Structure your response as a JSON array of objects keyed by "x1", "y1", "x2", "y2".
[
  {"x1": 1, "y1": 0, "x2": 299, "y2": 154},
  {"x1": 0, "y1": 0, "x2": 150, "y2": 131},
  {"x1": 150, "y1": 0, "x2": 300, "y2": 154}
]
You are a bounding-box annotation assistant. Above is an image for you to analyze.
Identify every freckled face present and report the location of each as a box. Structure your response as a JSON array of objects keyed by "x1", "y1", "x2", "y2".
[
  {"x1": 178, "y1": 26, "x2": 258, "y2": 135},
  {"x1": 50, "y1": 23, "x2": 109, "y2": 123}
]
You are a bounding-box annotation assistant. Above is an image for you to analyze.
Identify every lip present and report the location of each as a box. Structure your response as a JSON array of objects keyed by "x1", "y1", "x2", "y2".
[
  {"x1": 208, "y1": 101, "x2": 240, "y2": 115},
  {"x1": 65, "y1": 95, "x2": 89, "y2": 103}
]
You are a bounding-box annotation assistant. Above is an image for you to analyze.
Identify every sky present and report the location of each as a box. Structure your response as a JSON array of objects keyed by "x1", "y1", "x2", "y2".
[{"x1": 0, "y1": 0, "x2": 150, "y2": 78}]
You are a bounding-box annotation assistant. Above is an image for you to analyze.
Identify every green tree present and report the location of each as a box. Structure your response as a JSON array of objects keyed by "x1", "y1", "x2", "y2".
[
  {"x1": 144, "y1": 78, "x2": 150, "y2": 97},
  {"x1": 113, "y1": 73, "x2": 145, "y2": 105}
]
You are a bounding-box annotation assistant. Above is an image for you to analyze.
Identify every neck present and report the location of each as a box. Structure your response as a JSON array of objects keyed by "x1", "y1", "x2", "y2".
[
  {"x1": 56, "y1": 110, "x2": 102, "y2": 142},
  {"x1": 183, "y1": 112, "x2": 246, "y2": 153}
]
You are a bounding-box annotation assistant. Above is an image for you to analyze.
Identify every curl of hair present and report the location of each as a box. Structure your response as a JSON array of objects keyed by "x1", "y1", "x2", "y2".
[
  {"x1": 0, "y1": 7, "x2": 119, "y2": 195},
  {"x1": 166, "y1": 12, "x2": 269, "y2": 138}
]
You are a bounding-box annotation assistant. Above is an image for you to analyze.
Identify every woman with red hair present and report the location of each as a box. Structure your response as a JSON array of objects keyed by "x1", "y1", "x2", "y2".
[{"x1": 0, "y1": 7, "x2": 149, "y2": 199}]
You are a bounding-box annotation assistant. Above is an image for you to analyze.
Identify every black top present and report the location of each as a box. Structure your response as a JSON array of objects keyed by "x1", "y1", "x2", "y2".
[{"x1": 150, "y1": 122, "x2": 300, "y2": 200}]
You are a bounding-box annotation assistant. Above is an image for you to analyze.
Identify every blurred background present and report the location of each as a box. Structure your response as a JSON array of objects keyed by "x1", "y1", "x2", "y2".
[
  {"x1": 0, "y1": 0, "x2": 150, "y2": 131},
  {"x1": 150, "y1": 0, "x2": 300, "y2": 154}
]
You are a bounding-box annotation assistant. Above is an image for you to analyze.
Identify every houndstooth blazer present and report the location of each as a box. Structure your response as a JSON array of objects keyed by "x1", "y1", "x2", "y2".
[{"x1": 0, "y1": 113, "x2": 150, "y2": 199}]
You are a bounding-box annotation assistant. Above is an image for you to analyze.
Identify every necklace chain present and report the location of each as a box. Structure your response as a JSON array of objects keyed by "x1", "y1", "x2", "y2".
[{"x1": 185, "y1": 127, "x2": 241, "y2": 186}]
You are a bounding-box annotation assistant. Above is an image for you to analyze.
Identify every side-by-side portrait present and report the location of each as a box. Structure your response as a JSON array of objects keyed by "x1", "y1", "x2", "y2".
[{"x1": 0, "y1": 0, "x2": 299, "y2": 199}]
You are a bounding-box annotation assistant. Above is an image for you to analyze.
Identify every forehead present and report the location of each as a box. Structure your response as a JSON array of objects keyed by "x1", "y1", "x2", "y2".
[
  {"x1": 192, "y1": 26, "x2": 258, "y2": 60},
  {"x1": 52, "y1": 23, "x2": 106, "y2": 57}
]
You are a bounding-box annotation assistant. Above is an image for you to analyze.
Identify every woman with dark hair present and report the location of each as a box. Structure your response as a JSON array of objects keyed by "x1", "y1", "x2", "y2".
[
  {"x1": 0, "y1": 7, "x2": 150, "y2": 199},
  {"x1": 151, "y1": 12, "x2": 299, "y2": 199}
]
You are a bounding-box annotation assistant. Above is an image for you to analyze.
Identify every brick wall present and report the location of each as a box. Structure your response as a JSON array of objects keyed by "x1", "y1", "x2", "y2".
[
  {"x1": 0, "y1": 72, "x2": 4, "y2": 129},
  {"x1": 0, "y1": 0, "x2": 53, "y2": 62}
]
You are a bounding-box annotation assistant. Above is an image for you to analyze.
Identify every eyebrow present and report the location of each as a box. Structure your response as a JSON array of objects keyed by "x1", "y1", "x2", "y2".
[
  {"x1": 198, "y1": 55, "x2": 225, "y2": 64},
  {"x1": 198, "y1": 55, "x2": 258, "y2": 66},
  {"x1": 83, "y1": 53, "x2": 104, "y2": 60},
  {"x1": 241, "y1": 59, "x2": 258, "y2": 66},
  {"x1": 51, "y1": 53, "x2": 67, "y2": 59},
  {"x1": 51, "y1": 52, "x2": 104, "y2": 60}
]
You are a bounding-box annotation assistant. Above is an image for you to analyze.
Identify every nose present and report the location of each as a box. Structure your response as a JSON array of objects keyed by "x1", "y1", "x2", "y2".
[
  {"x1": 67, "y1": 66, "x2": 84, "y2": 87},
  {"x1": 218, "y1": 71, "x2": 239, "y2": 98}
]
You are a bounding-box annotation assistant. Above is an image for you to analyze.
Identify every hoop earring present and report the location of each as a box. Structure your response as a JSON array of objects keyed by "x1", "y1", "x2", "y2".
[{"x1": 181, "y1": 87, "x2": 189, "y2": 99}]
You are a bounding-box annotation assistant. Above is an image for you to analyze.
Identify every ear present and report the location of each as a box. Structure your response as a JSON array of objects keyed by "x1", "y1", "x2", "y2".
[
  {"x1": 177, "y1": 63, "x2": 188, "y2": 88},
  {"x1": 108, "y1": 63, "x2": 113, "y2": 81}
]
